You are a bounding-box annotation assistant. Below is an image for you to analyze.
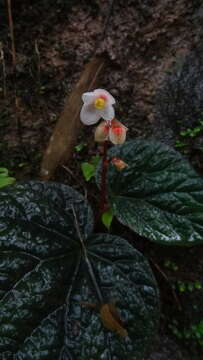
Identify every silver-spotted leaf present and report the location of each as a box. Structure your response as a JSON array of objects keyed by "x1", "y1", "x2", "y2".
[
  {"x1": 103, "y1": 140, "x2": 203, "y2": 245},
  {"x1": 0, "y1": 181, "x2": 159, "y2": 359}
]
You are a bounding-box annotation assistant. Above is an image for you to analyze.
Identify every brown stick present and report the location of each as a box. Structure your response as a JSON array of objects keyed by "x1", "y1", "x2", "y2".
[
  {"x1": 40, "y1": 56, "x2": 107, "y2": 180},
  {"x1": 7, "y1": 0, "x2": 16, "y2": 69},
  {"x1": 150, "y1": 257, "x2": 182, "y2": 311},
  {"x1": 0, "y1": 43, "x2": 7, "y2": 97}
]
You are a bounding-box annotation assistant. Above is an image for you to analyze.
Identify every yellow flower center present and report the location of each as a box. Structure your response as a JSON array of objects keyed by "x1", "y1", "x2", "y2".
[{"x1": 94, "y1": 97, "x2": 106, "y2": 110}]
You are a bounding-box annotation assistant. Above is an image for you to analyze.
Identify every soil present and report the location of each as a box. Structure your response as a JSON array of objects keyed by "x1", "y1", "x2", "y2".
[{"x1": 1, "y1": 0, "x2": 203, "y2": 358}]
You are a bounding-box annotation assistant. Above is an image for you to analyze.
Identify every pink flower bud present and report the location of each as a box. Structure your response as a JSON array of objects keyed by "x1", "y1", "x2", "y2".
[
  {"x1": 95, "y1": 121, "x2": 110, "y2": 142},
  {"x1": 109, "y1": 119, "x2": 128, "y2": 145}
]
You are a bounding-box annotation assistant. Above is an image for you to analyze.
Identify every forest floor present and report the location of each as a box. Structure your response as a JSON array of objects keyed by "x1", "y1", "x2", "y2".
[{"x1": 1, "y1": 0, "x2": 203, "y2": 358}]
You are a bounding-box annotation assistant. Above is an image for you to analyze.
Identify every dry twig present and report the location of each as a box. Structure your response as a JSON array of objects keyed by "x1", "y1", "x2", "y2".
[
  {"x1": 0, "y1": 42, "x2": 7, "y2": 97},
  {"x1": 150, "y1": 257, "x2": 182, "y2": 311},
  {"x1": 7, "y1": 0, "x2": 16, "y2": 70}
]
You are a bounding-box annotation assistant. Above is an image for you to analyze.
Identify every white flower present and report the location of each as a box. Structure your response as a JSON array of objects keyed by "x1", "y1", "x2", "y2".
[{"x1": 80, "y1": 89, "x2": 115, "y2": 125}]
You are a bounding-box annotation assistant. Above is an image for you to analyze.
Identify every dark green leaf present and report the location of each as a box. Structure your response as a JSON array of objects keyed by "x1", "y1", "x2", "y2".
[
  {"x1": 101, "y1": 140, "x2": 203, "y2": 245},
  {"x1": 0, "y1": 181, "x2": 159, "y2": 359},
  {"x1": 64, "y1": 233, "x2": 159, "y2": 360}
]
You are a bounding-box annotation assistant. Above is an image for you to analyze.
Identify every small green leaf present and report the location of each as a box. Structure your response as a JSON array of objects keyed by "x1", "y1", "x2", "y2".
[
  {"x1": 101, "y1": 208, "x2": 114, "y2": 229},
  {"x1": 194, "y1": 281, "x2": 202, "y2": 289},
  {"x1": 175, "y1": 141, "x2": 187, "y2": 148},
  {"x1": 194, "y1": 127, "x2": 201, "y2": 133},
  {"x1": 81, "y1": 156, "x2": 100, "y2": 181},
  {"x1": 74, "y1": 143, "x2": 86, "y2": 152},
  {"x1": 178, "y1": 282, "x2": 186, "y2": 292},
  {"x1": 0, "y1": 168, "x2": 9, "y2": 177},
  {"x1": 81, "y1": 162, "x2": 95, "y2": 181},
  {"x1": 0, "y1": 168, "x2": 15, "y2": 188},
  {"x1": 0, "y1": 177, "x2": 15, "y2": 188},
  {"x1": 180, "y1": 130, "x2": 189, "y2": 136}
]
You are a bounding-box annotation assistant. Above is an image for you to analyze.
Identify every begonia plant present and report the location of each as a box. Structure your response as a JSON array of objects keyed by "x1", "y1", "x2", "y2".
[
  {"x1": 81, "y1": 89, "x2": 203, "y2": 246},
  {"x1": 0, "y1": 88, "x2": 203, "y2": 360}
]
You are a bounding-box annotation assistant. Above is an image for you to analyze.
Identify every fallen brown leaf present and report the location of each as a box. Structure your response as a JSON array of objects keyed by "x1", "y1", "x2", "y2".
[{"x1": 40, "y1": 56, "x2": 106, "y2": 180}]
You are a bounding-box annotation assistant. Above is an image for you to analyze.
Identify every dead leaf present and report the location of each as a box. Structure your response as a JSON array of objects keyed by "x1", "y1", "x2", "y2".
[
  {"x1": 100, "y1": 303, "x2": 128, "y2": 337},
  {"x1": 40, "y1": 56, "x2": 107, "y2": 180}
]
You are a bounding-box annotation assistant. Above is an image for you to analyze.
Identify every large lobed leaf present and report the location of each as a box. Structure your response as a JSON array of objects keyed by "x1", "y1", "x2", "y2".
[
  {"x1": 0, "y1": 181, "x2": 159, "y2": 359},
  {"x1": 104, "y1": 140, "x2": 203, "y2": 245}
]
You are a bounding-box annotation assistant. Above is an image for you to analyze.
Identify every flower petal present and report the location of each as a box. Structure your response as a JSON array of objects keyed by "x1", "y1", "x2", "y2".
[
  {"x1": 82, "y1": 92, "x2": 94, "y2": 104},
  {"x1": 111, "y1": 119, "x2": 128, "y2": 131},
  {"x1": 109, "y1": 120, "x2": 127, "y2": 144},
  {"x1": 80, "y1": 104, "x2": 101, "y2": 125},
  {"x1": 95, "y1": 121, "x2": 110, "y2": 142},
  {"x1": 100, "y1": 104, "x2": 115, "y2": 121},
  {"x1": 93, "y1": 89, "x2": 115, "y2": 105}
]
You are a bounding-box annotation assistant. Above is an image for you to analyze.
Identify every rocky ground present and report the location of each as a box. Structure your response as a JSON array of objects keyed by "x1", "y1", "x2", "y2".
[{"x1": 1, "y1": 0, "x2": 203, "y2": 358}]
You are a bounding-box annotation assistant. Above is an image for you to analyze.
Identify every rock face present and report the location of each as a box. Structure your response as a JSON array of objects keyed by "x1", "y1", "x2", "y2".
[
  {"x1": 99, "y1": 0, "x2": 203, "y2": 136},
  {"x1": 154, "y1": 44, "x2": 203, "y2": 146},
  {"x1": 1, "y1": 0, "x2": 203, "y2": 168}
]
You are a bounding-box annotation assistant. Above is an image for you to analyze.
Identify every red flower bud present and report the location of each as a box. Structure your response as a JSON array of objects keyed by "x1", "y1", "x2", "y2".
[{"x1": 111, "y1": 157, "x2": 128, "y2": 171}]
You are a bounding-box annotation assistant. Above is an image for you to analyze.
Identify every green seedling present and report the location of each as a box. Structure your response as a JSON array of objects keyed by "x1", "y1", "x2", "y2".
[
  {"x1": 175, "y1": 140, "x2": 187, "y2": 148},
  {"x1": 180, "y1": 120, "x2": 203, "y2": 138},
  {"x1": 74, "y1": 143, "x2": 87, "y2": 152},
  {"x1": 170, "y1": 320, "x2": 203, "y2": 346},
  {"x1": 194, "y1": 280, "x2": 202, "y2": 290},
  {"x1": 175, "y1": 280, "x2": 202, "y2": 293},
  {"x1": 164, "y1": 259, "x2": 179, "y2": 271},
  {"x1": 0, "y1": 167, "x2": 15, "y2": 188}
]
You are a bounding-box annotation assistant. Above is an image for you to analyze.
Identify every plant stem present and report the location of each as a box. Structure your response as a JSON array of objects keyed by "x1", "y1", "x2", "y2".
[{"x1": 100, "y1": 140, "x2": 109, "y2": 214}]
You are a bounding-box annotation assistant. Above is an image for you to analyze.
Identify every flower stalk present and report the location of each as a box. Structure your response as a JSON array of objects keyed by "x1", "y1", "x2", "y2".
[
  {"x1": 80, "y1": 88, "x2": 128, "y2": 222},
  {"x1": 100, "y1": 140, "x2": 109, "y2": 215}
]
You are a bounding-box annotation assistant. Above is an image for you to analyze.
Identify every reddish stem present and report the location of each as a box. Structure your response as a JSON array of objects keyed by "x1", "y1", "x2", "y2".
[{"x1": 100, "y1": 141, "x2": 109, "y2": 214}]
